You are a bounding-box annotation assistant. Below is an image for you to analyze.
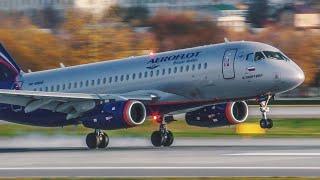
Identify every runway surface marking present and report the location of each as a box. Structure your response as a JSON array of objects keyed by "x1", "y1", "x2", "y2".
[
  {"x1": 227, "y1": 153, "x2": 320, "y2": 156},
  {"x1": 1, "y1": 167, "x2": 320, "y2": 170}
]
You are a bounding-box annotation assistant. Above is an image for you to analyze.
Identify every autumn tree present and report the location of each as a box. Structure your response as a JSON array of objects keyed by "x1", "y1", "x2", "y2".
[
  {"x1": 62, "y1": 10, "x2": 157, "y2": 64},
  {"x1": 149, "y1": 10, "x2": 226, "y2": 51},
  {"x1": 102, "y1": 5, "x2": 149, "y2": 26}
]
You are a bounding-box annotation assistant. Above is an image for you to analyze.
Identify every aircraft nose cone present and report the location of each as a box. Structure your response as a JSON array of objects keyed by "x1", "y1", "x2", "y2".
[
  {"x1": 284, "y1": 64, "x2": 305, "y2": 90},
  {"x1": 296, "y1": 67, "x2": 305, "y2": 86}
]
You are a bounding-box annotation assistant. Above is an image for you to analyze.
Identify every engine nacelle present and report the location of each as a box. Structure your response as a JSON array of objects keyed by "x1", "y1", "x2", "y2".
[
  {"x1": 185, "y1": 101, "x2": 248, "y2": 127},
  {"x1": 81, "y1": 100, "x2": 147, "y2": 130}
]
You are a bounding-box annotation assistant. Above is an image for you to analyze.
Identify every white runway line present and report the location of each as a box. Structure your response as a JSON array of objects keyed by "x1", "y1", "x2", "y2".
[
  {"x1": 1, "y1": 167, "x2": 320, "y2": 170},
  {"x1": 227, "y1": 153, "x2": 320, "y2": 156}
]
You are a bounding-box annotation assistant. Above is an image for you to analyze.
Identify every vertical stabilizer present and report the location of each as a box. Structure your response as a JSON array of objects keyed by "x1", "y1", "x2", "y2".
[{"x1": 0, "y1": 43, "x2": 21, "y2": 89}]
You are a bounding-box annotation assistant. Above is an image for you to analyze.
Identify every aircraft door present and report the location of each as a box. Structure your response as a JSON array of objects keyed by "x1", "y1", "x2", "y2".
[{"x1": 222, "y1": 49, "x2": 237, "y2": 79}]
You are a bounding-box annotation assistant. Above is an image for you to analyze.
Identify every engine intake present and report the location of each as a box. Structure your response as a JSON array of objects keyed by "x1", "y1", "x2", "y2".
[
  {"x1": 123, "y1": 100, "x2": 146, "y2": 126},
  {"x1": 82, "y1": 100, "x2": 147, "y2": 130},
  {"x1": 185, "y1": 101, "x2": 248, "y2": 128}
]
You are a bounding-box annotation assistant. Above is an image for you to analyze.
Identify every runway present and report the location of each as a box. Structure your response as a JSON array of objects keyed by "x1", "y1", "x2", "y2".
[
  {"x1": 1, "y1": 137, "x2": 320, "y2": 177},
  {"x1": 247, "y1": 105, "x2": 320, "y2": 118}
]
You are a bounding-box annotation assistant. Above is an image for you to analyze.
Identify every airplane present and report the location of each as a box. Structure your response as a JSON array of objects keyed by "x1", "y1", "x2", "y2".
[{"x1": 0, "y1": 41, "x2": 304, "y2": 149}]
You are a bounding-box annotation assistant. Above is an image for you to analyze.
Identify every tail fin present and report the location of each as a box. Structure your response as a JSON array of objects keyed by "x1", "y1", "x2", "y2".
[
  {"x1": 0, "y1": 44, "x2": 21, "y2": 89},
  {"x1": 0, "y1": 44, "x2": 21, "y2": 74}
]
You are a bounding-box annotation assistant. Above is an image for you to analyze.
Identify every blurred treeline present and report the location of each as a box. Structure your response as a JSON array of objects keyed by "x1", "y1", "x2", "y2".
[{"x1": 0, "y1": 8, "x2": 319, "y2": 86}]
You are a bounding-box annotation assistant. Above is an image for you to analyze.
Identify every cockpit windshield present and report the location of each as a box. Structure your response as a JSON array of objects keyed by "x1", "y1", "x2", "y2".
[{"x1": 263, "y1": 51, "x2": 289, "y2": 61}]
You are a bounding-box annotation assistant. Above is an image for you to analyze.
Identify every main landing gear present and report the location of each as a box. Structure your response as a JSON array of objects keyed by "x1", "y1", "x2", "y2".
[
  {"x1": 151, "y1": 115, "x2": 174, "y2": 147},
  {"x1": 258, "y1": 95, "x2": 273, "y2": 129},
  {"x1": 86, "y1": 129, "x2": 109, "y2": 149}
]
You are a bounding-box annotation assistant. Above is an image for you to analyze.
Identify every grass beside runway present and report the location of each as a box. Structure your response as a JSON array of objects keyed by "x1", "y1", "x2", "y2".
[{"x1": 1, "y1": 118, "x2": 320, "y2": 137}]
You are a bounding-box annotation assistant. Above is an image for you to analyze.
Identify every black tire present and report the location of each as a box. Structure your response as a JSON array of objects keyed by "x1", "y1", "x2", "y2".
[
  {"x1": 163, "y1": 131, "x2": 174, "y2": 147},
  {"x1": 151, "y1": 131, "x2": 162, "y2": 147},
  {"x1": 98, "y1": 133, "x2": 109, "y2": 149},
  {"x1": 260, "y1": 119, "x2": 267, "y2": 129},
  {"x1": 86, "y1": 133, "x2": 98, "y2": 149},
  {"x1": 267, "y1": 119, "x2": 273, "y2": 129}
]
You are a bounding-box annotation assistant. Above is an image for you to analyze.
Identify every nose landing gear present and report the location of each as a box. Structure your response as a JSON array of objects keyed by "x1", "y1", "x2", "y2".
[
  {"x1": 258, "y1": 95, "x2": 273, "y2": 129},
  {"x1": 86, "y1": 129, "x2": 109, "y2": 149},
  {"x1": 151, "y1": 115, "x2": 174, "y2": 147}
]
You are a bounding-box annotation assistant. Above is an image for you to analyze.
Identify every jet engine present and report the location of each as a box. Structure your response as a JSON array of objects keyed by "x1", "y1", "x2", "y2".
[
  {"x1": 185, "y1": 101, "x2": 248, "y2": 127},
  {"x1": 82, "y1": 100, "x2": 147, "y2": 130}
]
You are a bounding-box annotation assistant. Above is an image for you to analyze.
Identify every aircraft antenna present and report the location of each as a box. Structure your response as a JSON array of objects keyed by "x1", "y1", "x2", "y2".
[
  {"x1": 224, "y1": 37, "x2": 230, "y2": 43},
  {"x1": 59, "y1": 63, "x2": 65, "y2": 68}
]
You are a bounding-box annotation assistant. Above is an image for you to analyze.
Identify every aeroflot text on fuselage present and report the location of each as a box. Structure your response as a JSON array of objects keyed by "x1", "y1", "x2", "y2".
[{"x1": 147, "y1": 51, "x2": 201, "y2": 64}]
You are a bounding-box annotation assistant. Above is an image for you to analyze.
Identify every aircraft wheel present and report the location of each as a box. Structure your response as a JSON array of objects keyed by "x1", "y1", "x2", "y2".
[
  {"x1": 151, "y1": 131, "x2": 162, "y2": 147},
  {"x1": 86, "y1": 133, "x2": 98, "y2": 149},
  {"x1": 266, "y1": 119, "x2": 273, "y2": 129},
  {"x1": 163, "y1": 131, "x2": 174, "y2": 147},
  {"x1": 260, "y1": 119, "x2": 273, "y2": 129},
  {"x1": 98, "y1": 133, "x2": 109, "y2": 149}
]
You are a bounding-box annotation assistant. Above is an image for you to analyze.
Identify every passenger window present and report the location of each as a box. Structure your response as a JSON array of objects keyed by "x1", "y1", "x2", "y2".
[
  {"x1": 198, "y1": 64, "x2": 201, "y2": 70},
  {"x1": 56, "y1": 85, "x2": 59, "y2": 91},
  {"x1": 51, "y1": 86, "x2": 54, "y2": 92},
  {"x1": 150, "y1": 71, "x2": 153, "y2": 77},
  {"x1": 103, "y1": 78, "x2": 106, "y2": 84},
  {"x1": 156, "y1": 70, "x2": 160, "y2": 76},
  {"x1": 144, "y1": 71, "x2": 148, "y2": 78},
  {"x1": 97, "y1": 78, "x2": 101, "y2": 85},
  {"x1": 255, "y1": 52, "x2": 265, "y2": 61},
  {"x1": 109, "y1": 77, "x2": 112, "y2": 83},
  {"x1": 62, "y1": 84, "x2": 65, "y2": 90},
  {"x1": 186, "y1": 65, "x2": 189, "y2": 72},
  {"x1": 132, "y1": 73, "x2": 136, "y2": 80},
  {"x1": 115, "y1": 76, "x2": 118, "y2": 82},
  {"x1": 139, "y1": 72, "x2": 142, "y2": 79},
  {"x1": 91, "y1": 80, "x2": 95, "y2": 86},
  {"x1": 168, "y1": 68, "x2": 172, "y2": 74},
  {"x1": 80, "y1": 81, "x2": 83, "y2": 88},
  {"x1": 85, "y1": 80, "x2": 89, "y2": 87},
  {"x1": 126, "y1": 74, "x2": 129, "y2": 81},
  {"x1": 174, "y1": 67, "x2": 177, "y2": 73},
  {"x1": 162, "y1": 69, "x2": 165, "y2": 75},
  {"x1": 39, "y1": 87, "x2": 43, "y2": 91},
  {"x1": 204, "y1": 63, "x2": 208, "y2": 69},
  {"x1": 192, "y1": 64, "x2": 195, "y2": 71},
  {"x1": 68, "y1": 83, "x2": 71, "y2": 89},
  {"x1": 45, "y1": 87, "x2": 49, "y2": 92},
  {"x1": 180, "y1": 66, "x2": 183, "y2": 72},
  {"x1": 120, "y1": 75, "x2": 124, "y2": 82},
  {"x1": 74, "y1": 82, "x2": 77, "y2": 88}
]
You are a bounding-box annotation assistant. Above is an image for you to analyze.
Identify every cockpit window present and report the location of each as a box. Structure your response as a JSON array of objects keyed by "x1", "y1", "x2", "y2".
[
  {"x1": 263, "y1": 51, "x2": 286, "y2": 60},
  {"x1": 254, "y1": 52, "x2": 265, "y2": 61},
  {"x1": 280, "y1": 53, "x2": 290, "y2": 61}
]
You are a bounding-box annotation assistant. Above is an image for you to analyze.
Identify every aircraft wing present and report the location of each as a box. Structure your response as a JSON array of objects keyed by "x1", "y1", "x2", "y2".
[{"x1": 0, "y1": 89, "x2": 155, "y2": 119}]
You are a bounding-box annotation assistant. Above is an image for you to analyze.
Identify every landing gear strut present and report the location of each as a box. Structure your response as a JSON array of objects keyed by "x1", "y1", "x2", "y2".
[
  {"x1": 258, "y1": 95, "x2": 273, "y2": 129},
  {"x1": 151, "y1": 116, "x2": 174, "y2": 147},
  {"x1": 86, "y1": 129, "x2": 109, "y2": 149}
]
